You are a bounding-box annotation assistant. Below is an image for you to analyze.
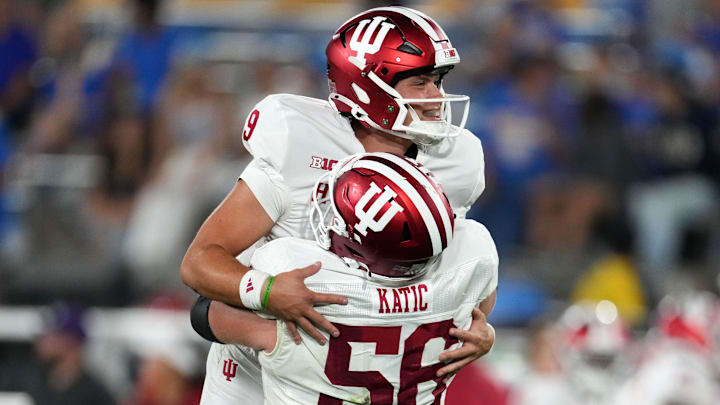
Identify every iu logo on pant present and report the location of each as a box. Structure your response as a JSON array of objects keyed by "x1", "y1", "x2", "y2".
[{"x1": 223, "y1": 359, "x2": 238, "y2": 381}]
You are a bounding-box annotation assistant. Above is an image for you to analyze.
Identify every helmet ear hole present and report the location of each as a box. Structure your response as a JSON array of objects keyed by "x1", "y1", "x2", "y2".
[{"x1": 401, "y1": 222, "x2": 411, "y2": 242}]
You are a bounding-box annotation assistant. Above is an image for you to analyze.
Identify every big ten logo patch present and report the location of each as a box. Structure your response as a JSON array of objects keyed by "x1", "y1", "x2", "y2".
[
  {"x1": 223, "y1": 359, "x2": 238, "y2": 381},
  {"x1": 310, "y1": 156, "x2": 338, "y2": 171}
]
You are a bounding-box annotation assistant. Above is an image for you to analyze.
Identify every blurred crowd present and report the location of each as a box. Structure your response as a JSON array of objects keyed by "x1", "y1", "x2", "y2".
[{"x1": 0, "y1": 0, "x2": 719, "y2": 404}]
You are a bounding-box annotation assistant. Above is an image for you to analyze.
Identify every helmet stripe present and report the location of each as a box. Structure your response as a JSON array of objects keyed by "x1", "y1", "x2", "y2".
[
  {"x1": 352, "y1": 159, "x2": 443, "y2": 256},
  {"x1": 339, "y1": 7, "x2": 445, "y2": 41},
  {"x1": 371, "y1": 153, "x2": 453, "y2": 245},
  {"x1": 395, "y1": 7, "x2": 449, "y2": 40},
  {"x1": 371, "y1": 7, "x2": 442, "y2": 41}
]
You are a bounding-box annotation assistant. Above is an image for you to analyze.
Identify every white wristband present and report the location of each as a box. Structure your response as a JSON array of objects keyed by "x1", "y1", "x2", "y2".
[{"x1": 239, "y1": 269, "x2": 271, "y2": 310}]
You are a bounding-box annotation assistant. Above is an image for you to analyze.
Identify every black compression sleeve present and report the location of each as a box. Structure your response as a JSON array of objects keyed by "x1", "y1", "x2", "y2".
[{"x1": 190, "y1": 295, "x2": 221, "y2": 343}]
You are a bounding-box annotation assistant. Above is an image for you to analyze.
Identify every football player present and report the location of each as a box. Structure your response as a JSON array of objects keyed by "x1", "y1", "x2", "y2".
[
  {"x1": 182, "y1": 6, "x2": 491, "y2": 402},
  {"x1": 201, "y1": 153, "x2": 498, "y2": 404}
]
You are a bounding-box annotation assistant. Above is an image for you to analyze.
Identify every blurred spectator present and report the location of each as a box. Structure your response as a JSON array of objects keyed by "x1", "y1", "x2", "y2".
[
  {"x1": 495, "y1": 0, "x2": 561, "y2": 58},
  {"x1": 121, "y1": 60, "x2": 246, "y2": 295},
  {"x1": 150, "y1": 60, "x2": 237, "y2": 183},
  {"x1": 560, "y1": 301, "x2": 634, "y2": 404},
  {"x1": 694, "y1": 0, "x2": 720, "y2": 54},
  {"x1": 91, "y1": 111, "x2": 151, "y2": 227},
  {"x1": 0, "y1": 0, "x2": 37, "y2": 134},
  {"x1": 626, "y1": 72, "x2": 719, "y2": 300},
  {"x1": 573, "y1": 85, "x2": 636, "y2": 192},
  {"x1": 525, "y1": 179, "x2": 608, "y2": 251},
  {"x1": 237, "y1": 60, "x2": 320, "y2": 117},
  {"x1": 571, "y1": 211, "x2": 648, "y2": 325},
  {"x1": 112, "y1": 0, "x2": 180, "y2": 114},
  {"x1": 469, "y1": 53, "x2": 576, "y2": 254},
  {"x1": 87, "y1": 110, "x2": 153, "y2": 284},
  {"x1": 508, "y1": 321, "x2": 578, "y2": 405},
  {"x1": 124, "y1": 297, "x2": 203, "y2": 405},
  {"x1": 0, "y1": 116, "x2": 16, "y2": 256},
  {"x1": 614, "y1": 292, "x2": 720, "y2": 404},
  {"x1": 0, "y1": 302, "x2": 117, "y2": 404},
  {"x1": 124, "y1": 354, "x2": 202, "y2": 405},
  {"x1": 25, "y1": 2, "x2": 91, "y2": 153}
]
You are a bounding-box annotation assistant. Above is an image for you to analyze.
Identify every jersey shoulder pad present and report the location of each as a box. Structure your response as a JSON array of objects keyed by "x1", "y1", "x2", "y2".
[
  {"x1": 422, "y1": 129, "x2": 485, "y2": 218},
  {"x1": 240, "y1": 94, "x2": 343, "y2": 179},
  {"x1": 240, "y1": 95, "x2": 296, "y2": 168},
  {"x1": 450, "y1": 218, "x2": 499, "y2": 299},
  {"x1": 456, "y1": 129, "x2": 485, "y2": 213},
  {"x1": 251, "y1": 237, "x2": 342, "y2": 277},
  {"x1": 446, "y1": 219, "x2": 498, "y2": 268}
]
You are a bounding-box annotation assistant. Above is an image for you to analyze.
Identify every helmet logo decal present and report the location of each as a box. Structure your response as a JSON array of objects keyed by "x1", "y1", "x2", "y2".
[
  {"x1": 354, "y1": 181, "x2": 404, "y2": 237},
  {"x1": 348, "y1": 16, "x2": 395, "y2": 69}
]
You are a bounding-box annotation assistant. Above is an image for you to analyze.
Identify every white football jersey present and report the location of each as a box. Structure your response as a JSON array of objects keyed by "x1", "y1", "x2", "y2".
[
  {"x1": 254, "y1": 219, "x2": 498, "y2": 405},
  {"x1": 239, "y1": 94, "x2": 485, "y2": 244},
  {"x1": 200, "y1": 95, "x2": 486, "y2": 405}
]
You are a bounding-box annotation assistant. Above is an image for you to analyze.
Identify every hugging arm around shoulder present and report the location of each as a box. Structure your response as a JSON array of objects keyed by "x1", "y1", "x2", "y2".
[
  {"x1": 191, "y1": 294, "x2": 277, "y2": 352},
  {"x1": 190, "y1": 294, "x2": 220, "y2": 343}
]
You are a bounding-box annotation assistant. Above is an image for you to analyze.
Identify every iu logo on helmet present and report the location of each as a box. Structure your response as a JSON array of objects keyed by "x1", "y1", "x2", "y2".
[
  {"x1": 354, "y1": 182, "x2": 404, "y2": 237},
  {"x1": 348, "y1": 16, "x2": 395, "y2": 69}
]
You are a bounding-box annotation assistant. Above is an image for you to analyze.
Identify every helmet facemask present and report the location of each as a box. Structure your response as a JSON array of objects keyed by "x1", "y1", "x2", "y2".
[
  {"x1": 309, "y1": 154, "x2": 360, "y2": 252},
  {"x1": 383, "y1": 67, "x2": 469, "y2": 145},
  {"x1": 330, "y1": 67, "x2": 469, "y2": 146}
]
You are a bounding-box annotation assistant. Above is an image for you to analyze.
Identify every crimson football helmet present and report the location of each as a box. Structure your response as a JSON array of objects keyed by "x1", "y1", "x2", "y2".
[
  {"x1": 310, "y1": 152, "x2": 454, "y2": 279},
  {"x1": 326, "y1": 7, "x2": 469, "y2": 145},
  {"x1": 560, "y1": 301, "x2": 631, "y2": 398},
  {"x1": 656, "y1": 292, "x2": 720, "y2": 352}
]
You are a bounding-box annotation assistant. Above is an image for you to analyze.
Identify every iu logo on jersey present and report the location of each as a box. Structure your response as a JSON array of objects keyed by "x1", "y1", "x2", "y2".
[
  {"x1": 354, "y1": 181, "x2": 404, "y2": 237},
  {"x1": 348, "y1": 16, "x2": 396, "y2": 68},
  {"x1": 223, "y1": 359, "x2": 238, "y2": 382}
]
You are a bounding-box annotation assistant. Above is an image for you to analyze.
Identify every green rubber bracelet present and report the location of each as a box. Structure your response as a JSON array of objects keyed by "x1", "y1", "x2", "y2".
[{"x1": 261, "y1": 276, "x2": 275, "y2": 309}]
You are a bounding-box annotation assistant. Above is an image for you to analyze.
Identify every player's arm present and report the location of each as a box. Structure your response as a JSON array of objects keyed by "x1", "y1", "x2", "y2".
[
  {"x1": 208, "y1": 301, "x2": 277, "y2": 353},
  {"x1": 181, "y1": 180, "x2": 347, "y2": 343},
  {"x1": 437, "y1": 289, "x2": 497, "y2": 378},
  {"x1": 183, "y1": 97, "x2": 346, "y2": 342},
  {"x1": 181, "y1": 180, "x2": 345, "y2": 343},
  {"x1": 181, "y1": 179, "x2": 272, "y2": 306}
]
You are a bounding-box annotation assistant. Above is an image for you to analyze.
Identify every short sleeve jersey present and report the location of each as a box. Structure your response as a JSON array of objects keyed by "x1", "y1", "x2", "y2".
[
  {"x1": 252, "y1": 219, "x2": 498, "y2": 405},
  {"x1": 239, "y1": 94, "x2": 485, "y2": 245}
]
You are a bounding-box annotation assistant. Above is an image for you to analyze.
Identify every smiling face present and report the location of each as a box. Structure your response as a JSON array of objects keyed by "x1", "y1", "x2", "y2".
[{"x1": 393, "y1": 71, "x2": 444, "y2": 125}]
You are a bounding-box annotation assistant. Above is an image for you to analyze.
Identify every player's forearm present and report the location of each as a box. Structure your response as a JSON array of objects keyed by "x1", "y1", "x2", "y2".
[
  {"x1": 209, "y1": 300, "x2": 276, "y2": 352},
  {"x1": 478, "y1": 289, "x2": 497, "y2": 317},
  {"x1": 181, "y1": 244, "x2": 249, "y2": 307}
]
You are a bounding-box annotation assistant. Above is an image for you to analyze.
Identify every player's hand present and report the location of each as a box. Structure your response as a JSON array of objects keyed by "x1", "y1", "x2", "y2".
[
  {"x1": 265, "y1": 262, "x2": 348, "y2": 345},
  {"x1": 436, "y1": 307, "x2": 495, "y2": 378}
]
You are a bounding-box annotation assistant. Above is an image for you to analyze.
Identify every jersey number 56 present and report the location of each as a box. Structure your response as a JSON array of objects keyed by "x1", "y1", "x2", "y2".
[{"x1": 319, "y1": 320, "x2": 457, "y2": 405}]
